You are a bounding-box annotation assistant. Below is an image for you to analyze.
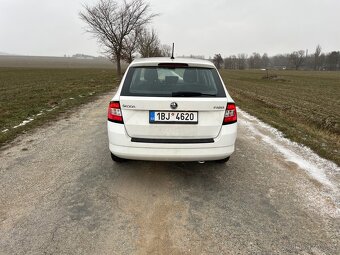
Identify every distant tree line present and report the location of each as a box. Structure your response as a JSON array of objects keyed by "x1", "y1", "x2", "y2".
[
  {"x1": 213, "y1": 45, "x2": 340, "y2": 71},
  {"x1": 80, "y1": 1, "x2": 339, "y2": 74}
]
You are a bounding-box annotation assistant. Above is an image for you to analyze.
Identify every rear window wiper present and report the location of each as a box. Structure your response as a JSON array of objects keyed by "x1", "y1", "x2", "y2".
[{"x1": 172, "y1": 91, "x2": 216, "y2": 97}]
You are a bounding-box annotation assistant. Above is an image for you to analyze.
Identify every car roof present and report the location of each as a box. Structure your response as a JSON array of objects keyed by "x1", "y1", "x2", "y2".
[{"x1": 129, "y1": 57, "x2": 215, "y2": 68}]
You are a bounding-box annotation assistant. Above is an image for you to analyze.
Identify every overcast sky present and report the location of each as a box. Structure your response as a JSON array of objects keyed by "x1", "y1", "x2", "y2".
[{"x1": 0, "y1": 0, "x2": 339, "y2": 58}]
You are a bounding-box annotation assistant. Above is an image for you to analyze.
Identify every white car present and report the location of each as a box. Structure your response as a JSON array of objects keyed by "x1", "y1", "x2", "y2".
[{"x1": 107, "y1": 58, "x2": 237, "y2": 162}]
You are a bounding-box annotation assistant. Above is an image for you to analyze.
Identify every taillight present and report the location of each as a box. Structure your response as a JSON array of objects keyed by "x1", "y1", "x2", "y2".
[
  {"x1": 223, "y1": 103, "x2": 237, "y2": 125},
  {"x1": 108, "y1": 101, "x2": 124, "y2": 123}
]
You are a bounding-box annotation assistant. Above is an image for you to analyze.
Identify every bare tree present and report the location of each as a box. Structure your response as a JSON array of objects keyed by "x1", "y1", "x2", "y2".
[
  {"x1": 237, "y1": 53, "x2": 247, "y2": 70},
  {"x1": 314, "y1": 44, "x2": 322, "y2": 70},
  {"x1": 224, "y1": 55, "x2": 238, "y2": 69},
  {"x1": 289, "y1": 50, "x2": 305, "y2": 70},
  {"x1": 79, "y1": 0, "x2": 157, "y2": 75},
  {"x1": 261, "y1": 53, "x2": 270, "y2": 68},
  {"x1": 121, "y1": 28, "x2": 141, "y2": 63},
  {"x1": 121, "y1": 29, "x2": 171, "y2": 62},
  {"x1": 159, "y1": 44, "x2": 172, "y2": 57},
  {"x1": 224, "y1": 57, "x2": 231, "y2": 69},
  {"x1": 326, "y1": 51, "x2": 340, "y2": 71},
  {"x1": 230, "y1": 55, "x2": 238, "y2": 69},
  {"x1": 138, "y1": 28, "x2": 161, "y2": 57},
  {"x1": 319, "y1": 53, "x2": 326, "y2": 70},
  {"x1": 248, "y1": 52, "x2": 262, "y2": 69},
  {"x1": 213, "y1": 54, "x2": 224, "y2": 69}
]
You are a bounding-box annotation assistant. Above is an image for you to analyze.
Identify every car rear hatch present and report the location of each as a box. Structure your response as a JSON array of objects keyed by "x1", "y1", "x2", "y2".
[{"x1": 119, "y1": 64, "x2": 228, "y2": 140}]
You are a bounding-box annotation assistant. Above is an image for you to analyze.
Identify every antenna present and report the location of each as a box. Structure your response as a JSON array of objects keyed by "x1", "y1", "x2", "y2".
[{"x1": 171, "y1": 43, "x2": 175, "y2": 59}]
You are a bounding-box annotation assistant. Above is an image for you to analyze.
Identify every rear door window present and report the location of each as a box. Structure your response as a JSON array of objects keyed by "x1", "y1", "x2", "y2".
[{"x1": 121, "y1": 67, "x2": 226, "y2": 97}]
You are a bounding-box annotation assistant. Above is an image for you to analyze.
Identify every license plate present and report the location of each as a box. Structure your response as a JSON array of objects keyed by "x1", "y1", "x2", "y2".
[{"x1": 149, "y1": 111, "x2": 198, "y2": 124}]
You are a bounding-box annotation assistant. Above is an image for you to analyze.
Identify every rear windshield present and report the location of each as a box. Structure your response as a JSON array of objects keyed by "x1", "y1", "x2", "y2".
[{"x1": 120, "y1": 67, "x2": 226, "y2": 97}]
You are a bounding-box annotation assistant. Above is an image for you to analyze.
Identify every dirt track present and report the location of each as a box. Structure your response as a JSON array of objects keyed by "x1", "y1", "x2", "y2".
[{"x1": 0, "y1": 93, "x2": 339, "y2": 254}]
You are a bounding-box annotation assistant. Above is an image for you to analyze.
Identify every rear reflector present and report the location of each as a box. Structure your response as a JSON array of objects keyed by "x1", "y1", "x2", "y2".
[
  {"x1": 108, "y1": 101, "x2": 123, "y2": 123},
  {"x1": 223, "y1": 103, "x2": 237, "y2": 125}
]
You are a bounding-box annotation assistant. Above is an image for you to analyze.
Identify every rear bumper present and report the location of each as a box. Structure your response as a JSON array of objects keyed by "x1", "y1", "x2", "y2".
[
  {"x1": 107, "y1": 121, "x2": 237, "y2": 161},
  {"x1": 109, "y1": 143, "x2": 235, "y2": 161}
]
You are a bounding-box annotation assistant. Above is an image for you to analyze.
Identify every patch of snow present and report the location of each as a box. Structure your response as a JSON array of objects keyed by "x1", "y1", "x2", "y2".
[
  {"x1": 238, "y1": 108, "x2": 339, "y2": 191},
  {"x1": 69, "y1": 97, "x2": 75, "y2": 100},
  {"x1": 2, "y1": 129, "x2": 9, "y2": 133},
  {"x1": 13, "y1": 118, "x2": 34, "y2": 129},
  {"x1": 46, "y1": 106, "x2": 58, "y2": 112},
  {"x1": 9, "y1": 110, "x2": 46, "y2": 131}
]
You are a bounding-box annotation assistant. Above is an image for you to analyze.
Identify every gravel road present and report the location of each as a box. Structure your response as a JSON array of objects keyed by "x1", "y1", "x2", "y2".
[{"x1": 1, "y1": 93, "x2": 339, "y2": 255}]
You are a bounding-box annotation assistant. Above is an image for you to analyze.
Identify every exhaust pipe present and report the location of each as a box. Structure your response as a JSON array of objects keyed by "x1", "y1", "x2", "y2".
[{"x1": 198, "y1": 161, "x2": 205, "y2": 164}]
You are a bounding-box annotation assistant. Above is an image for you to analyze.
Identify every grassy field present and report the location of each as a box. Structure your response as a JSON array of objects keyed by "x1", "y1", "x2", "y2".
[
  {"x1": 220, "y1": 69, "x2": 340, "y2": 165},
  {"x1": 0, "y1": 67, "x2": 118, "y2": 146},
  {"x1": 0, "y1": 55, "x2": 114, "y2": 69}
]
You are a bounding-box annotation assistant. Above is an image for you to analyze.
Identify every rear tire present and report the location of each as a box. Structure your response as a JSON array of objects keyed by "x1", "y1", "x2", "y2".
[
  {"x1": 216, "y1": 156, "x2": 230, "y2": 163},
  {"x1": 110, "y1": 153, "x2": 127, "y2": 163}
]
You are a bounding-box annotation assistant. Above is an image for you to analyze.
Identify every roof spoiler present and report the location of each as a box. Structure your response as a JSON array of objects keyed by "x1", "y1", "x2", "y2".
[{"x1": 158, "y1": 63, "x2": 188, "y2": 68}]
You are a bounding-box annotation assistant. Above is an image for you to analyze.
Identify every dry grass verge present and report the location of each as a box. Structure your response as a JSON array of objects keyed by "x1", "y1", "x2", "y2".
[{"x1": 220, "y1": 69, "x2": 340, "y2": 165}]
